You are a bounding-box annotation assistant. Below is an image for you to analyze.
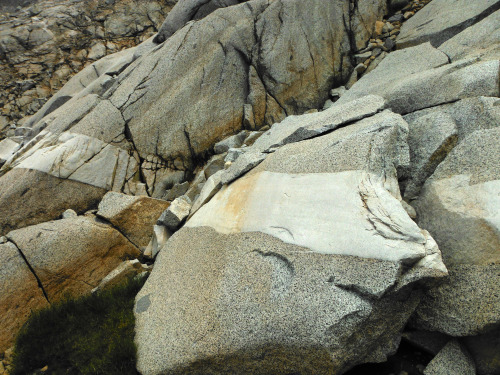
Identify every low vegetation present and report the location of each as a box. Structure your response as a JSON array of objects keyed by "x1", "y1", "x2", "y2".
[{"x1": 11, "y1": 276, "x2": 146, "y2": 375}]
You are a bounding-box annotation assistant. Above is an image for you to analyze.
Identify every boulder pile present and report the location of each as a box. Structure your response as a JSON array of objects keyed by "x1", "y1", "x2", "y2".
[{"x1": 0, "y1": 0, "x2": 499, "y2": 374}]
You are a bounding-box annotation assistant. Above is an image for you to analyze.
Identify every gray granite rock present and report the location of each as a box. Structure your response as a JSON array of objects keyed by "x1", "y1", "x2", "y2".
[
  {"x1": 424, "y1": 340, "x2": 476, "y2": 375},
  {"x1": 439, "y1": 9, "x2": 500, "y2": 61},
  {"x1": 250, "y1": 95, "x2": 385, "y2": 154},
  {"x1": 154, "y1": 0, "x2": 241, "y2": 43},
  {"x1": 462, "y1": 328, "x2": 500, "y2": 375},
  {"x1": 403, "y1": 111, "x2": 458, "y2": 199},
  {"x1": 144, "y1": 224, "x2": 171, "y2": 260},
  {"x1": 189, "y1": 169, "x2": 224, "y2": 215},
  {"x1": 0, "y1": 138, "x2": 20, "y2": 166},
  {"x1": 163, "y1": 181, "x2": 189, "y2": 201},
  {"x1": 204, "y1": 153, "x2": 227, "y2": 178},
  {"x1": 339, "y1": 56, "x2": 500, "y2": 115},
  {"x1": 412, "y1": 128, "x2": 500, "y2": 336},
  {"x1": 135, "y1": 228, "x2": 430, "y2": 375},
  {"x1": 396, "y1": 0, "x2": 500, "y2": 49},
  {"x1": 214, "y1": 131, "x2": 247, "y2": 154},
  {"x1": 157, "y1": 195, "x2": 191, "y2": 231},
  {"x1": 402, "y1": 331, "x2": 450, "y2": 356},
  {"x1": 220, "y1": 151, "x2": 267, "y2": 185}
]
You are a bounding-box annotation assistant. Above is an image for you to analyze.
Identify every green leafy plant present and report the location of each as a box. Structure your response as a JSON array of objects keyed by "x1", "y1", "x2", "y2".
[{"x1": 11, "y1": 275, "x2": 146, "y2": 375}]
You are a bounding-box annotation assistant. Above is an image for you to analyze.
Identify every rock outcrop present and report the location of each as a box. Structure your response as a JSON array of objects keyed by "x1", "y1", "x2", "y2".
[
  {"x1": 0, "y1": 0, "x2": 177, "y2": 136},
  {"x1": 0, "y1": 0, "x2": 499, "y2": 373}
]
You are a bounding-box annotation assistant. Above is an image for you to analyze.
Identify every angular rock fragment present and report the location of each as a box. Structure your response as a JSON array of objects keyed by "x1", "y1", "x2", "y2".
[
  {"x1": 157, "y1": 195, "x2": 191, "y2": 231},
  {"x1": 144, "y1": 225, "x2": 171, "y2": 260},
  {"x1": 97, "y1": 192, "x2": 170, "y2": 249},
  {"x1": 214, "y1": 130, "x2": 247, "y2": 154},
  {"x1": 424, "y1": 340, "x2": 476, "y2": 375},
  {"x1": 250, "y1": 95, "x2": 385, "y2": 153},
  {"x1": 412, "y1": 128, "x2": 500, "y2": 337}
]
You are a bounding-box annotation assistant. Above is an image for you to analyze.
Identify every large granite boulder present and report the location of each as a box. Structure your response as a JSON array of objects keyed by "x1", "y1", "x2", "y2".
[
  {"x1": 336, "y1": 43, "x2": 500, "y2": 114},
  {"x1": 411, "y1": 128, "x2": 500, "y2": 337},
  {"x1": 134, "y1": 109, "x2": 448, "y2": 374},
  {"x1": 5, "y1": 215, "x2": 141, "y2": 303}
]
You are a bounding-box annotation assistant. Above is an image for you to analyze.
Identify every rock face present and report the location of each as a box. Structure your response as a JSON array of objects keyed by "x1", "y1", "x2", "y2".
[
  {"x1": 1, "y1": 0, "x2": 500, "y2": 373},
  {"x1": 135, "y1": 108, "x2": 448, "y2": 374},
  {"x1": 0, "y1": 0, "x2": 177, "y2": 134}
]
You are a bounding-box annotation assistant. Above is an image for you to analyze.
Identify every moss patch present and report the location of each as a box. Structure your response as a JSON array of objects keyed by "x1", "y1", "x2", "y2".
[{"x1": 11, "y1": 276, "x2": 146, "y2": 375}]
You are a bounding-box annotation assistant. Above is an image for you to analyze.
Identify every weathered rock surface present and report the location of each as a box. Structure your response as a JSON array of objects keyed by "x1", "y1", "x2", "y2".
[
  {"x1": 97, "y1": 191, "x2": 170, "y2": 249},
  {"x1": 0, "y1": 0, "x2": 176, "y2": 133},
  {"x1": 0, "y1": 241, "x2": 49, "y2": 352},
  {"x1": 135, "y1": 227, "x2": 437, "y2": 375},
  {"x1": 396, "y1": 0, "x2": 500, "y2": 48},
  {"x1": 136, "y1": 108, "x2": 448, "y2": 374},
  {"x1": 337, "y1": 44, "x2": 500, "y2": 114},
  {"x1": 410, "y1": 127, "x2": 500, "y2": 338},
  {"x1": 154, "y1": 0, "x2": 243, "y2": 44},
  {"x1": 439, "y1": 9, "x2": 500, "y2": 61},
  {"x1": 6, "y1": 215, "x2": 141, "y2": 302},
  {"x1": 462, "y1": 328, "x2": 500, "y2": 375},
  {"x1": 0, "y1": 168, "x2": 106, "y2": 236},
  {"x1": 424, "y1": 340, "x2": 476, "y2": 375},
  {"x1": 157, "y1": 195, "x2": 191, "y2": 231}
]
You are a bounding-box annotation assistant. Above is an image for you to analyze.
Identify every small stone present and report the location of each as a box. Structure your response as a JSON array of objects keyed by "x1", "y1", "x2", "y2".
[
  {"x1": 203, "y1": 153, "x2": 226, "y2": 179},
  {"x1": 354, "y1": 51, "x2": 372, "y2": 65},
  {"x1": 242, "y1": 131, "x2": 263, "y2": 147},
  {"x1": 382, "y1": 22, "x2": 394, "y2": 34},
  {"x1": 388, "y1": 14, "x2": 404, "y2": 22},
  {"x1": 225, "y1": 148, "x2": 245, "y2": 163},
  {"x1": 61, "y1": 209, "x2": 77, "y2": 219},
  {"x1": 372, "y1": 47, "x2": 382, "y2": 57},
  {"x1": 214, "y1": 131, "x2": 248, "y2": 154},
  {"x1": 404, "y1": 11, "x2": 414, "y2": 19},
  {"x1": 163, "y1": 181, "x2": 189, "y2": 201},
  {"x1": 383, "y1": 38, "x2": 396, "y2": 51},
  {"x1": 401, "y1": 201, "x2": 417, "y2": 219},
  {"x1": 144, "y1": 225, "x2": 171, "y2": 260},
  {"x1": 330, "y1": 86, "x2": 347, "y2": 100},
  {"x1": 354, "y1": 63, "x2": 367, "y2": 74},
  {"x1": 323, "y1": 99, "x2": 334, "y2": 110},
  {"x1": 374, "y1": 20, "x2": 385, "y2": 36}
]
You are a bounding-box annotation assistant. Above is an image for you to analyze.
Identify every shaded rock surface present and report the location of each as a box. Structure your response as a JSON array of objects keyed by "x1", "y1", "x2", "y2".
[{"x1": 0, "y1": 241, "x2": 49, "y2": 353}]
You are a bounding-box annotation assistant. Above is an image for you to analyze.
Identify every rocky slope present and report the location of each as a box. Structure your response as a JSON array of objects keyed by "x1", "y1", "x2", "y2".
[
  {"x1": 0, "y1": 0, "x2": 499, "y2": 374},
  {"x1": 0, "y1": 0, "x2": 177, "y2": 140}
]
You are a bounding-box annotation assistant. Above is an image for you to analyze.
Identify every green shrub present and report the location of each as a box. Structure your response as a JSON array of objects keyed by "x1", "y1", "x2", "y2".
[{"x1": 11, "y1": 276, "x2": 146, "y2": 375}]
